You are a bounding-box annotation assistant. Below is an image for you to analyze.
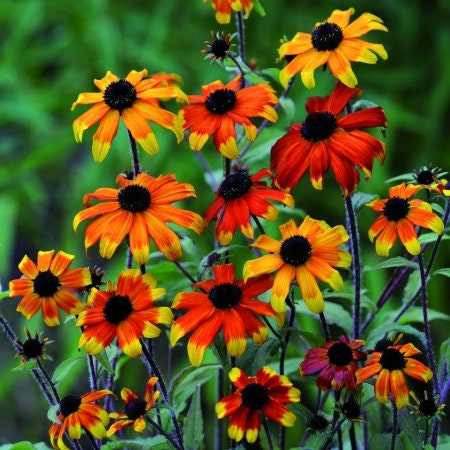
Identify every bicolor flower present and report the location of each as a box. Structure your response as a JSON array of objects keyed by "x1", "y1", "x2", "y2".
[
  {"x1": 243, "y1": 216, "x2": 351, "y2": 314},
  {"x1": 204, "y1": 0, "x2": 254, "y2": 24},
  {"x1": 216, "y1": 366, "x2": 300, "y2": 443},
  {"x1": 270, "y1": 81, "x2": 386, "y2": 196},
  {"x1": 72, "y1": 69, "x2": 187, "y2": 161},
  {"x1": 278, "y1": 8, "x2": 388, "y2": 89}
]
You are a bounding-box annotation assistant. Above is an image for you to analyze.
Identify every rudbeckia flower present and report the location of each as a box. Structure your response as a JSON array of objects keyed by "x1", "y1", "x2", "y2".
[
  {"x1": 216, "y1": 366, "x2": 300, "y2": 443},
  {"x1": 9, "y1": 250, "x2": 90, "y2": 327},
  {"x1": 15, "y1": 328, "x2": 50, "y2": 366},
  {"x1": 204, "y1": 168, "x2": 294, "y2": 245},
  {"x1": 300, "y1": 335, "x2": 367, "y2": 391},
  {"x1": 180, "y1": 76, "x2": 278, "y2": 159},
  {"x1": 49, "y1": 389, "x2": 111, "y2": 450},
  {"x1": 170, "y1": 263, "x2": 279, "y2": 366},
  {"x1": 72, "y1": 69, "x2": 187, "y2": 162},
  {"x1": 204, "y1": 0, "x2": 254, "y2": 24},
  {"x1": 270, "y1": 81, "x2": 387, "y2": 196},
  {"x1": 356, "y1": 337, "x2": 433, "y2": 409},
  {"x1": 367, "y1": 183, "x2": 444, "y2": 256},
  {"x1": 77, "y1": 269, "x2": 172, "y2": 358},
  {"x1": 73, "y1": 172, "x2": 204, "y2": 265},
  {"x1": 278, "y1": 8, "x2": 388, "y2": 89},
  {"x1": 107, "y1": 377, "x2": 160, "y2": 436},
  {"x1": 243, "y1": 216, "x2": 351, "y2": 314}
]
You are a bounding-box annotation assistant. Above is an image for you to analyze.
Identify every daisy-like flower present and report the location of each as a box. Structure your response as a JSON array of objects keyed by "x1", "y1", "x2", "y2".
[
  {"x1": 72, "y1": 69, "x2": 187, "y2": 162},
  {"x1": 270, "y1": 81, "x2": 387, "y2": 196},
  {"x1": 77, "y1": 269, "x2": 172, "y2": 358},
  {"x1": 243, "y1": 216, "x2": 351, "y2": 314},
  {"x1": 412, "y1": 164, "x2": 443, "y2": 186},
  {"x1": 216, "y1": 366, "x2": 300, "y2": 443},
  {"x1": 300, "y1": 335, "x2": 367, "y2": 391},
  {"x1": 204, "y1": 0, "x2": 254, "y2": 24},
  {"x1": 203, "y1": 30, "x2": 233, "y2": 61},
  {"x1": 49, "y1": 389, "x2": 111, "y2": 450},
  {"x1": 367, "y1": 183, "x2": 444, "y2": 257},
  {"x1": 15, "y1": 328, "x2": 50, "y2": 365},
  {"x1": 170, "y1": 263, "x2": 280, "y2": 367},
  {"x1": 180, "y1": 75, "x2": 278, "y2": 159},
  {"x1": 9, "y1": 250, "x2": 90, "y2": 327},
  {"x1": 410, "y1": 391, "x2": 446, "y2": 419},
  {"x1": 278, "y1": 8, "x2": 388, "y2": 89},
  {"x1": 355, "y1": 337, "x2": 433, "y2": 409},
  {"x1": 205, "y1": 168, "x2": 294, "y2": 245},
  {"x1": 73, "y1": 172, "x2": 204, "y2": 265},
  {"x1": 107, "y1": 377, "x2": 160, "y2": 436}
]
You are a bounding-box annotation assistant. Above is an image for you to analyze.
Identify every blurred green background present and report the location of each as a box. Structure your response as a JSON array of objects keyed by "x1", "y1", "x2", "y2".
[{"x1": 1, "y1": 0, "x2": 450, "y2": 446}]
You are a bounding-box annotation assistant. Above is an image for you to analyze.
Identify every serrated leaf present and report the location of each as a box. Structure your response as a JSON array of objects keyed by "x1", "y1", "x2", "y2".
[
  {"x1": 183, "y1": 385, "x2": 204, "y2": 450},
  {"x1": 51, "y1": 356, "x2": 85, "y2": 385}
]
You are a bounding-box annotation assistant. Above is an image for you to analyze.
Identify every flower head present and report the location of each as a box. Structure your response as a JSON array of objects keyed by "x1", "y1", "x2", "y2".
[
  {"x1": 73, "y1": 172, "x2": 204, "y2": 265},
  {"x1": 367, "y1": 183, "x2": 444, "y2": 256},
  {"x1": 170, "y1": 263, "x2": 279, "y2": 366},
  {"x1": 410, "y1": 391, "x2": 445, "y2": 419},
  {"x1": 181, "y1": 76, "x2": 278, "y2": 159},
  {"x1": 216, "y1": 366, "x2": 300, "y2": 443},
  {"x1": 300, "y1": 335, "x2": 367, "y2": 391},
  {"x1": 203, "y1": 30, "x2": 233, "y2": 61},
  {"x1": 244, "y1": 216, "x2": 351, "y2": 314},
  {"x1": 270, "y1": 81, "x2": 386, "y2": 196},
  {"x1": 205, "y1": 168, "x2": 294, "y2": 245},
  {"x1": 107, "y1": 377, "x2": 160, "y2": 436},
  {"x1": 412, "y1": 164, "x2": 443, "y2": 186},
  {"x1": 9, "y1": 250, "x2": 90, "y2": 327},
  {"x1": 15, "y1": 328, "x2": 50, "y2": 365},
  {"x1": 278, "y1": 8, "x2": 388, "y2": 89},
  {"x1": 204, "y1": 0, "x2": 254, "y2": 24},
  {"x1": 49, "y1": 389, "x2": 111, "y2": 450},
  {"x1": 72, "y1": 69, "x2": 187, "y2": 161},
  {"x1": 77, "y1": 269, "x2": 172, "y2": 358}
]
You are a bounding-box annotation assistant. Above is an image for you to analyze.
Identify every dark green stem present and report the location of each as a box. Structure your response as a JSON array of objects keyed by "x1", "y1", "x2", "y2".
[
  {"x1": 390, "y1": 403, "x2": 398, "y2": 450},
  {"x1": 262, "y1": 415, "x2": 274, "y2": 450},
  {"x1": 147, "y1": 416, "x2": 183, "y2": 450},
  {"x1": 319, "y1": 312, "x2": 331, "y2": 342}
]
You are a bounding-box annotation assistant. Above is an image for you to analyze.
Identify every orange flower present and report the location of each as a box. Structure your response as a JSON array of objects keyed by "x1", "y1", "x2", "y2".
[
  {"x1": 279, "y1": 8, "x2": 388, "y2": 89},
  {"x1": 244, "y1": 216, "x2": 351, "y2": 314},
  {"x1": 180, "y1": 76, "x2": 278, "y2": 159},
  {"x1": 9, "y1": 250, "x2": 90, "y2": 327},
  {"x1": 77, "y1": 269, "x2": 172, "y2": 358},
  {"x1": 367, "y1": 183, "x2": 444, "y2": 256},
  {"x1": 72, "y1": 69, "x2": 187, "y2": 161},
  {"x1": 73, "y1": 172, "x2": 204, "y2": 265},
  {"x1": 204, "y1": 0, "x2": 254, "y2": 24}
]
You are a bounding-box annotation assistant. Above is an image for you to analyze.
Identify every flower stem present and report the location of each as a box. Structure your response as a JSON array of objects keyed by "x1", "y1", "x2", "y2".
[
  {"x1": 319, "y1": 312, "x2": 331, "y2": 342},
  {"x1": 127, "y1": 129, "x2": 141, "y2": 178},
  {"x1": 235, "y1": 12, "x2": 246, "y2": 66},
  {"x1": 390, "y1": 402, "x2": 398, "y2": 450},
  {"x1": 147, "y1": 416, "x2": 183, "y2": 450},
  {"x1": 37, "y1": 358, "x2": 60, "y2": 403},
  {"x1": 262, "y1": 415, "x2": 274, "y2": 450}
]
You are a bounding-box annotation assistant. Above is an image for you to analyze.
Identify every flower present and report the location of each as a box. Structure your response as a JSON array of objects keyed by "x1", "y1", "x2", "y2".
[
  {"x1": 203, "y1": 30, "x2": 233, "y2": 61},
  {"x1": 15, "y1": 328, "x2": 50, "y2": 365},
  {"x1": 77, "y1": 269, "x2": 172, "y2": 358},
  {"x1": 204, "y1": 168, "x2": 294, "y2": 245},
  {"x1": 107, "y1": 377, "x2": 160, "y2": 436},
  {"x1": 355, "y1": 338, "x2": 433, "y2": 409},
  {"x1": 300, "y1": 335, "x2": 366, "y2": 391},
  {"x1": 410, "y1": 391, "x2": 446, "y2": 419},
  {"x1": 170, "y1": 263, "x2": 279, "y2": 366},
  {"x1": 9, "y1": 250, "x2": 90, "y2": 327},
  {"x1": 431, "y1": 178, "x2": 450, "y2": 197},
  {"x1": 204, "y1": 0, "x2": 254, "y2": 24},
  {"x1": 412, "y1": 164, "x2": 443, "y2": 186},
  {"x1": 49, "y1": 389, "x2": 111, "y2": 450},
  {"x1": 243, "y1": 216, "x2": 351, "y2": 314},
  {"x1": 180, "y1": 75, "x2": 278, "y2": 159},
  {"x1": 270, "y1": 81, "x2": 387, "y2": 196},
  {"x1": 216, "y1": 366, "x2": 300, "y2": 443},
  {"x1": 72, "y1": 69, "x2": 187, "y2": 162},
  {"x1": 73, "y1": 172, "x2": 204, "y2": 265},
  {"x1": 367, "y1": 183, "x2": 444, "y2": 256},
  {"x1": 278, "y1": 8, "x2": 388, "y2": 89}
]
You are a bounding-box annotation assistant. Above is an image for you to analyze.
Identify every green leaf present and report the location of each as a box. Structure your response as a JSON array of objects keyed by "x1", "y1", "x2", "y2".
[
  {"x1": 12, "y1": 360, "x2": 37, "y2": 372},
  {"x1": 101, "y1": 436, "x2": 168, "y2": 450},
  {"x1": 397, "y1": 408, "x2": 422, "y2": 449},
  {"x1": 351, "y1": 191, "x2": 378, "y2": 214},
  {"x1": 279, "y1": 96, "x2": 296, "y2": 123},
  {"x1": 397, "y1": 306, "x2": 450, "y2": 324},
  {"x1": 93, "y1": 349, "x2": 115, "y2": 376},
  {"x1": 432, "y1": 267, "x2": 450, "y2": 278},
  {"x1": 183, "y1": 385, "x2": 204, "y2": 450},
  {"x1": 46, "y1": 405, "x2": 60, "y2": 425},
  {"x1": 366, "y1": 323, "x2": 425, "y2": 348},
  {"x1": 0, "y1": 443, "x2": 53, "y2": 450},
  {"x1": 363, "y1": 256, "x2": 419, "y2": 271},
  {"x1": 252, "y1": 0, "x2": 266, "y2": 16},
  {"x1": 236, "y1": 338, "x2": 281, "y2": 375},
  {"x1": 51, "y1": 356, "x2": 85, "y2": 385},
  {"x1": 401, "y1": 270, "x2": 421, "y2": 304}
]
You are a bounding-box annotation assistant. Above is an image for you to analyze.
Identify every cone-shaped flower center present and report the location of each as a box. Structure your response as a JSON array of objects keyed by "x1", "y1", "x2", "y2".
[
  {"x1": 383, "y1": 197, "x2": 409, "y2": 222},
  {"x1": 22, "y1": 338, "x2": 44, "y2": 359},
  {"x1": 218, "y1": 170, "x2": 252, "y2": 200},
  {"x1": 311, "y1": 22, "x2": 344, "y2": 51},
  {"x1": 415, "y1": 170, "x2": 434, "y2": 185},
  {"x1": 205, "y1": 89, "x2": 237, "y2": 114},
  {"x1": 103, "y1": 79, "x2": 137, "y2": 112},
  {"x1": 374, "y1": 338, "x2": 394, "y2": 352},
  {"x1": 342, "y1": 398, "x2": 361, "y2": 420},
  {"x1": 280, "y1": 235, "x2": 312, "y2": 266},
  {"x1": 308, "y1": 414, "x2": 329, "y2": 431},
  {"x1": 125, "y1": 398, "x2": 147, "y2": 420},
  {"x1": 301, "y1": 112, "x2": 337, "y2": 142},
  {"x1": 103, "y1": 295, "x2": 133, "y2": 324},
  {"x1": 241, "y1": 383, "x2": 269, "y2": 410},
  {"x1": 327, "y1": 341, "x2": 353, "y2": 366},
  {"x1": 208, "y1": 283, "x2": 242, "y2": 309},
  {"x1": 418, "y1": 399, "x2": 438, "y2": 417},
  {"x1": 211, "y1": 39, "x2": 230, "y2": 58},
  {"x1": 118, "y1": 185, "x2": 151, "y2": 212},
  {"x1": 59, "y1": 395, "x2": 81, "y2": 417},
  {"x1": 33, "y1": 270, "x2": 60, "y2": 297},
  {"x1": 379, "y1": 348, "x2": 406, "y2": 371}
]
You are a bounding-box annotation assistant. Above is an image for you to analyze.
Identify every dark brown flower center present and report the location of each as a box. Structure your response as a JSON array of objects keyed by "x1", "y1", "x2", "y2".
[
  {"x1": 311, "y1": 22, "x2": 344, "y2": 51},
  {"x1": 21, "y1": 338, "x2": 45, "y2": 359},
  {"x1": 33, "y1": 270, "x2": 60, "y2": 297},
  {"x1": 218, "y1": 170, "x2": 252, "y2": 200},
  {"x1": 327, "y1": 341, "x2": 353, "y2": 366},
  {"x1": 118, "y1": 185, "x2": 151, "y2": 212},
  {"x1": 103, "y1": 295, "x2": 133, "y2": 324},
  {"x1": 383, "y1": 197, "x2": 409, "y2": 222},
  {"x1": 103, "y1": 79, "x2": 137, "y2": 112},
  {"x1": 211, "y1": 39, "x2": 230, "y2": 58},
  {"x1": 280, "y1": 235, "x2": 312, "y2": 266},
  {"x1": 342, "y1": 398, "x2": 361, "y2": 420},
  {"x1": 208, "y1": 283, "x2": 242, "y2": 309},
  {"x1": 415, "y1": 170, "x2": 434, "y2": 185},
  {"x1": 379, "y1": 348, "x2": 406, "y2": 371},
  {"x1": 59, "y1": 395, "x2": 81, "y2": 417},
  {"x1": 125, "y1": 398, "x2": 147, "y2": 420},
  {"x1": 301, "y1": 112, "x2": 337, "y2": 142},
  {"x1": 241, "y1": 383, "x2": 269, "y2": 409},
  {"x1": 205, "y1": 89, "x2": 236, "y2": 114},
  {"x1": 308, "y1": 414, "x2": 329, "y2": 431},
  {"x1": 418, "y1": 399, "x2": 438, "y2": 417}
]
